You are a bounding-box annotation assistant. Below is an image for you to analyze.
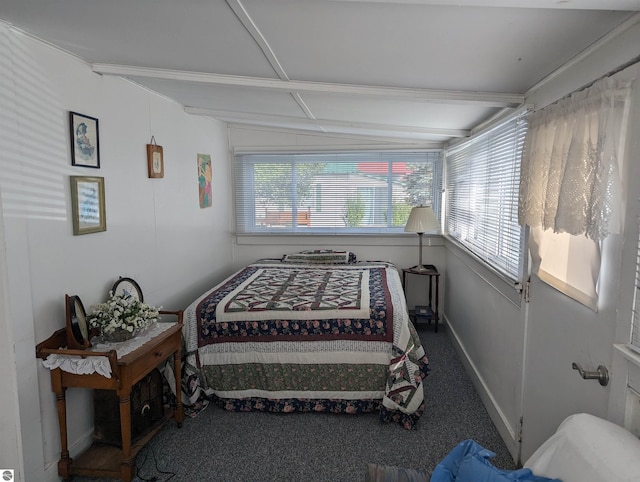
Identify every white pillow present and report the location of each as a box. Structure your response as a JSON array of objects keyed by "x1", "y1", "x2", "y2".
[{"x1": 525, "y1": 413, "x2": 640, "y2": 482}]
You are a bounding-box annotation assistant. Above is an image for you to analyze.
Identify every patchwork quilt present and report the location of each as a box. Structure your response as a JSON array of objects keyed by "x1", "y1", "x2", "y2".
[{"x1": 182, "y1": 260, "x2": 429, "y2": 429}]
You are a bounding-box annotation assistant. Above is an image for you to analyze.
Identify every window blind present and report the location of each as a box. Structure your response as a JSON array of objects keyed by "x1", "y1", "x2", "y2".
[
  {"x1": 631, "y1": 208, "x2": 640, "y2": 349},
  {"x1": 234, "y1": 151, "x2": 443, "y2": 235},
  {"x1": 445, "y1": 114, "x2": 527, "y2": 281}
]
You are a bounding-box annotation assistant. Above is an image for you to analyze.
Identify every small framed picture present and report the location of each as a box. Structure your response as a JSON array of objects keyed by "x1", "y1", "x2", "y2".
[
  {"x1": 70, "y1": 176, "x2": 106, "y2": 235},
  {"x1": 147, "y1": 143, "x2": 164, "y2": 178},
  {"x1": 70, "y1": 111, "x2": 100, "y2": 168}
]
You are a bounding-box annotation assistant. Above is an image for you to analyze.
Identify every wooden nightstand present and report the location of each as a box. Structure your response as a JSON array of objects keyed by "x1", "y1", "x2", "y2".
[
  {"x1": 402, "y1": 265, "x2": 440, "y2": 332},
  {"x1": 36, "y1": 321, "x2": 184, "y2": 482}
]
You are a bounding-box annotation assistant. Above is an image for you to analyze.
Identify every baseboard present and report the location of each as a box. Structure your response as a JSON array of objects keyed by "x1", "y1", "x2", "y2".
[
  {"x1": 42, "y1": 460, "x2": 60, "y2": 482},
  {"x1": 42, "y1": 427, "x2": 94, "y2": 481},
  {"x1": 443, "y1": 314, "x2": 521, "y2": 463}
]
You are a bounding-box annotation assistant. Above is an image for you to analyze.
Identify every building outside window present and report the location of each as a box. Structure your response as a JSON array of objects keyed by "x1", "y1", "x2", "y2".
[{"x1": 234, "y1": 151, "x2": 443, "y2": 235}]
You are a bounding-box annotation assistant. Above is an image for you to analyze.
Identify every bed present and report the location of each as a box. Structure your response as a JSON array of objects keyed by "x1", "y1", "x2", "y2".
[{"x1": 180, "y1": 251, "x2": 430, "y2": 429}]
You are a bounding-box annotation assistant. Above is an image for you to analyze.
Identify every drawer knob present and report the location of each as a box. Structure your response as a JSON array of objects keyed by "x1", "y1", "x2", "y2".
[{"x1": 155, "y1": 351, "x2": 163, "y2": 357}]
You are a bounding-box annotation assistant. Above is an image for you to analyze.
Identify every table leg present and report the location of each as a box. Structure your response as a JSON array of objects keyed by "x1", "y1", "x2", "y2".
[
  {"x1": 52, "y1": 370, "x2": 71, "y2": 478},
  {"x1": 119, "y1": 391, "x2": 134, "y2": 482}
]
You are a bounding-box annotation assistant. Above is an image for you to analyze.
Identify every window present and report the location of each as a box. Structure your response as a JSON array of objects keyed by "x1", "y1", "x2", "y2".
[
  {"x1": 445, "y1": 113, "x2": 527, "y2": 281},
  {"x1": 631, "y1": 208, "x2": 640, "y2": 351},
  {"x1": 518, "y1": 77, "x2": 631, "y2": 309},
  {"x1": 234, "y1": 151, "x2": 443, "y2": 234}
]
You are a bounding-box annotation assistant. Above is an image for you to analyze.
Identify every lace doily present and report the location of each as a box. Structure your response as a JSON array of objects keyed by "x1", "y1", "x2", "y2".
[{"x1": 42, "y1": 322, "x2": 177, "y2": 379}]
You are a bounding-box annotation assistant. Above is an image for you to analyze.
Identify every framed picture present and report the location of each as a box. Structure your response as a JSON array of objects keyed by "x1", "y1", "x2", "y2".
[
  {"x1": 146, "y1": 143, "x2": 164, "y2": 178},
  {"x1": 112, "y1": 276, "x2": 144, "y2": 301},
  {"x1": 70, "y1": 111, "x2": 100, "y2": 168},
  {"x1": 197, "y1": 153, "x2": 212, "y2": 208},
  {"x1": 70, "y1": 176, "x2": 106, "y2": 235}
]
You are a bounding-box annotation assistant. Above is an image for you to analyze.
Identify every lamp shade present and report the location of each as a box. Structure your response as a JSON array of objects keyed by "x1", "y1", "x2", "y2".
[{"x1": 404, "y1": 206, "x2": 440, "y2": 234}]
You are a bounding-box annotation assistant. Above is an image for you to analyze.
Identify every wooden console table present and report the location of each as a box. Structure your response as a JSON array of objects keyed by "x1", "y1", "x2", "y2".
[{"x1": 36, "y1": 322, "x2": 184, "y2": 482}]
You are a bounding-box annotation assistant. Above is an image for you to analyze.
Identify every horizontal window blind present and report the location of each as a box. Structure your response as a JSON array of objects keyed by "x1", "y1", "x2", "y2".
[
  {"x1": 631, "y1": 206, "x2": 640, "y2": 349},
  {"x1": 234, "y1": 151, "x2": 442, "y2": 234},
  {"x1": 445, "y1": 115, "x2": 527, "y2": 281}
]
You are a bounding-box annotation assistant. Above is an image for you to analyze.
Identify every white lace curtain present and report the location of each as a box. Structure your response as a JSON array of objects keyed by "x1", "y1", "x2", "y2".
[
  {"x1": 518, "y1": 76, "x2": 634, "y2": 309},
  {"x1": 519, "y1": 76, "x2": 632, "y2": 241}
]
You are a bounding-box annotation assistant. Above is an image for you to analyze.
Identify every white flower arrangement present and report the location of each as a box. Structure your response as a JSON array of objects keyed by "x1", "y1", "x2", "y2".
[{"x1": 88, "y1": 291, "x2": 160, "y2": 337}]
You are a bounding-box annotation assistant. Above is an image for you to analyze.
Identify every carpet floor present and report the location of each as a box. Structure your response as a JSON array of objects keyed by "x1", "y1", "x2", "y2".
[{"x1": 71, "y1": 323, "x2": 517, "y2": 481}]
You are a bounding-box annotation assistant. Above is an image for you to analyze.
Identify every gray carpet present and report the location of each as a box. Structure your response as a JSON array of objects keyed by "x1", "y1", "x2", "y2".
[{"x1": 73, "y1": 324, "x2": 517, "y2": 481}]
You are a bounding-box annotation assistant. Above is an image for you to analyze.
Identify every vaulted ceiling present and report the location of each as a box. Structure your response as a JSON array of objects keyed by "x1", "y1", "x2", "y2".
[{"x1": 2, "y1": 0, "x2": 639, "y2": 145}]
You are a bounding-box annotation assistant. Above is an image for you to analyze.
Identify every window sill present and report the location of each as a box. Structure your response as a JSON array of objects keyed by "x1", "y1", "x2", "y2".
[
  {"x1": 444, "y1": 236, "x2": 523, "y2": 307},
  {"x1": 614, "y1": 344, "x2": 640, "y2": 369},
  {"x1": 235, "y1": 233, "x2": 445, "y2": 246}
]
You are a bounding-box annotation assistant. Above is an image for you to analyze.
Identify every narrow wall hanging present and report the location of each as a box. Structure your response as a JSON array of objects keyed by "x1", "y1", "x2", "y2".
[
  {"x1": 197, "y1": 153, "x2": 212, "y2": 208},
  {"x1": 146, "y1": 136, "x2": 164, "y2": 178}
]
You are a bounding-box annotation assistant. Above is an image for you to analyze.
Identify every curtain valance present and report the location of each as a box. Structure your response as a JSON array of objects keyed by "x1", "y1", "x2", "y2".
[{"x1": 519, "y1": 77, "x2": 633, "y2": 240}]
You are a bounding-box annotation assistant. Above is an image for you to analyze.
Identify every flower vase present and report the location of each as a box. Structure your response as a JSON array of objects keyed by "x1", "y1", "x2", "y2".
[{"x1": 101, "y1": 328, "x2": 136, "y2": 343}]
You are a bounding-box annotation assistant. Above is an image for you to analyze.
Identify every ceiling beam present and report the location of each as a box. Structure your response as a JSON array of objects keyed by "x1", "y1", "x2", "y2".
[
  {"x1": 224, "y1": 0, "x2": 316, "y2": 119},
  {"x1": 227, "y1": 123, "x2": 447, "y2": 146},
  {"x1": 225, "y1": 0, "x2": 288, "y2": 79},
  {"x1": 92, "y1": 63, "x2": 524, "y2": 107},
  {"x1": 184, "y1": 106, "x2": 471, "y2": 138},
  {"x1": 230, "y1": 126, "x2": 446, "y2": 148},
  {"x1": 329, "y1": 0, "x2": 640, "y2": 10}
]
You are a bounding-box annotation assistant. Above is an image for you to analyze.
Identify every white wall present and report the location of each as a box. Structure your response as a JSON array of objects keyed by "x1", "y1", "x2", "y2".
[
  {"x1": 444, "y1": 17, "x2": 640, "y2": 464},
  {"x1": 443, "y1": 244, "x2": 526, "y2": 459},
  {"x1": 0, "y1": 194, "x2": 23, "y2": 482},
  {"x1": 0, "y1": 24, "x2": 234, "y2": 481}
]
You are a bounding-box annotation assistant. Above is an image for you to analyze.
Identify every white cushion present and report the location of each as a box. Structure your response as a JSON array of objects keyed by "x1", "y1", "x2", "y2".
[{"x1": 524, "y1": 413, "x2": 640, "y2": 482}]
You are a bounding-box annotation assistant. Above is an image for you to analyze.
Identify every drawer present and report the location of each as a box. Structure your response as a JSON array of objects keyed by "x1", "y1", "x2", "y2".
[{"x1": 127, "y1": 331, "x2": 180, "y2": 386}]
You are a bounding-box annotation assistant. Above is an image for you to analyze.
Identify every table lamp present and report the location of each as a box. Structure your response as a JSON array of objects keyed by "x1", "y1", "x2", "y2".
[{"x1": 404, "y1": 205, "x2": 440, "y2": 272}]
